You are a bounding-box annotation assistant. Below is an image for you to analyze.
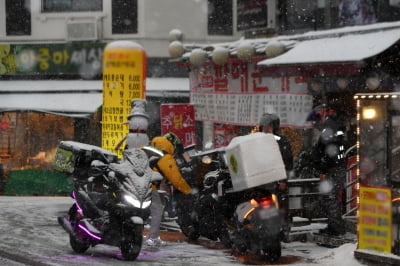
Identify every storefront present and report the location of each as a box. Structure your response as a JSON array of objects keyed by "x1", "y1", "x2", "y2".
[
  {"x1": 0, "y1": 80, "x2": 101, "y2": 195},
  {"x1": 0, "y1": 78, "x2": 189, "y2": 194},
  {"x1": 353, "y1": 92, "x2": 400, "y2": 265},
  {"x1": 0, "y1": 80, "x2": 102, "y2": 170},
  {"x1": 170, "y1": 21, "x2": 400, "y2": 152},
  {"x1": 168, "y1": 21, "x2": 400, "y2": 232},
  {"x1": 257, "y1": 22, "x2": 400, "y2": 154}
]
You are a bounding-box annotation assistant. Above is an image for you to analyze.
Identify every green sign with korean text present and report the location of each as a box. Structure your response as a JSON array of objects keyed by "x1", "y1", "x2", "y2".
[{"x1": 0, "y1": 42, "x2": 106, "y2": 77}]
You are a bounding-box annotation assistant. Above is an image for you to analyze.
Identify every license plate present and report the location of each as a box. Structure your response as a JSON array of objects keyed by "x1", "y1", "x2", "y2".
[{"x1": 258, "y1": 208, "x2": 278, "y2": 219}]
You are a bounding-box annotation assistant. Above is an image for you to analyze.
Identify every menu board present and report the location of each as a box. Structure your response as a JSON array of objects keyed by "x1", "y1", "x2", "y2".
[
  {"x1": 191, "y1": 93, "x2": 312, "y2": 126},
  {"x1": 102, "y1": 41, "x2": 146, "y2": 156},
  {"x1": 358, "y1": 186, "x2": 392, "y2": 253},
  {"x1": 189, "y1": 63, "x2": 312, "y2": 127}
]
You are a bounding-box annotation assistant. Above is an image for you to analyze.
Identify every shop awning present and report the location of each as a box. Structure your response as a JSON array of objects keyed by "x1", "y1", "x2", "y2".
[
  {"x1": 0, "y1": 78, "x2": 189, "y2": 117},
  {"x1": 0, "y1": 92, "x2": 102, "y2": 118},
  {"x1": 258, "y1": 27, "x2": 400, "y2": 67},
  {"x1": 0, "y1": 80, "x2": 102, "y2": 118}
]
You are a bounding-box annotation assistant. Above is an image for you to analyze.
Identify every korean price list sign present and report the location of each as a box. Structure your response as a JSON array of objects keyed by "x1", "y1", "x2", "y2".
[
  {"x1": 189, "y1": 63, "x2": 312, "y2": 127},
  {"x1": 358, "y1": 186, "x2": 392, "y2": 253},
  {"x1": 191, "y1": 93, "x2": 312, "y2": 127},
  {"x1": 102, "y1": 41, "x2": 147, "y2": 156}
]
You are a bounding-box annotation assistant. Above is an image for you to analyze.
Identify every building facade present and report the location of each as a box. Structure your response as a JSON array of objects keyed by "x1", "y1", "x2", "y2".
[
  {"x1": 0, "y1": 0, "x2": 244, "y2": 78},
  {"x1": 1, "y1": 0, "x2": 400, "y2": 192},
  {"x1": 165, "y1": 1, "x2": 400, "y2": 151},
  {"x1": 1, "y1": 1, "x2": 400, "y2": 79}
]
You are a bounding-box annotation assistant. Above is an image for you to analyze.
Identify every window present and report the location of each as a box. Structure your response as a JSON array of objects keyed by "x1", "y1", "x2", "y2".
[
  {"x1": 376, "y1": 1, "x2": 400, "y2": 23},
  {"x1": 112, "y1": 0, "x2": 138, "y2": 34},
  {"x1": 278, "y1": 0, "x2": 341, "y2": 34},
  {"x1": 208, "y1": 0, "x2": 233, "y2": 36},
  {"x1": 6, "y1": 0, "x2": 31, "y2": 35},
  {"x1": 236, "y1": 0, "x2": 269, "y2": 32},
  {"x1": 42, "y1": 0, "x2": 102, "y2": 12},
  {"x1": 283, "y1": 0, "x2": 318, "y2": 32}
]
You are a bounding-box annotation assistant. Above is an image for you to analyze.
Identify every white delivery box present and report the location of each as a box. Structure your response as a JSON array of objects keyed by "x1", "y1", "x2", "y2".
[{"x1": 225, "y1": 132, "x2": 286, "y2": 192}]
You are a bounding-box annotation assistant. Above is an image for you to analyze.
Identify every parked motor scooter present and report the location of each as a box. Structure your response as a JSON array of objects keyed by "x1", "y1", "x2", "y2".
[
  {"x1": 54, "y1": 141, "x2": 162, "y2": 261},
  {"x1": 174, "y1": 147, "x2": 232, "y2": 245},
  {"x1": 174, "y1": 138, "x2": 284, "y2": 261}
]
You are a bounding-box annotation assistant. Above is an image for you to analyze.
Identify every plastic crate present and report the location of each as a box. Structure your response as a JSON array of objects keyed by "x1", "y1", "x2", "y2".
[
  {"x1": 225, "y1": 133, "x2": 286, "y2": 192},
  {"x1": 54, "y1": 141, "x2": 117, "y2": 176}
]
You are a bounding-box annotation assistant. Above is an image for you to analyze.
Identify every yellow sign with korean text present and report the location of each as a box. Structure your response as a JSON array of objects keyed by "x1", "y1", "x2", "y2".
[
  {"x1": 102, "y1": 41, "x2": 146, "y2": 157},
  {"x1": 358, "y1": 186, "x2": 392, "y2": 253}
]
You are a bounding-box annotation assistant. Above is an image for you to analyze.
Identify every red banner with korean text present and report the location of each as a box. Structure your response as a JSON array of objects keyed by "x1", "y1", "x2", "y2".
[{"x1": 160, "y1": 104, "x2": 196, "y2": 147}]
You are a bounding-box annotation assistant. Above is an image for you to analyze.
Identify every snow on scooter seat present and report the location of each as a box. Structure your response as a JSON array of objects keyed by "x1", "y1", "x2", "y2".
[{"x1": 226, "y1": 132, "x2": 286, "y2": 192}]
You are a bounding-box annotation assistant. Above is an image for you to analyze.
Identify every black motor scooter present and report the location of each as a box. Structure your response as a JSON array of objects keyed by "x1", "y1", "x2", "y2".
[
  {"x1": 55, "y1": 141, "x2": 162, "y2": 261},
  {"x1": 174, "y1": 145, "x2": 283, "y2": 261}
]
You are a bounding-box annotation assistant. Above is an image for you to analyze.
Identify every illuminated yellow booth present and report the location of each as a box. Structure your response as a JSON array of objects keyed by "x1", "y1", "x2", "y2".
[{"x1": 354, "y1": 92, "x2": 400, "y2": 265}]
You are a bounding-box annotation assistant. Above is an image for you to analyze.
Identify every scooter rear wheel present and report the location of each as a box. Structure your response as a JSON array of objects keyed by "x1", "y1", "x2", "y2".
[
  {"x1": 265, "y1": 241, "x2": 281, "y2": 262},
  {"x1": 179, "y1": 223, "x2": 200, "y2": 241}
]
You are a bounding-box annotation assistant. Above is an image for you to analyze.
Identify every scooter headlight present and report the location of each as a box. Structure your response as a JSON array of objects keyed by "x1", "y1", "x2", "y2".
[
  {"x1": 202, "y1": 155, "x2": 212, "y2": 164},
  {"x1": 142, "y1": 199, "x2": 151, "y2": 209},
  {"x1": 124, "y1": 194, "x2": 151, "y2": 209}
]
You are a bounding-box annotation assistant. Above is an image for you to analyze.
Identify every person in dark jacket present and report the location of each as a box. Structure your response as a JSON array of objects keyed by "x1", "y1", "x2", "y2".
[
  {"x1": 259, "y1": 113, "x2": 293, "y2": 241},
  {"x1": 259, "y1": 113, "x2": 293, "y2": 175},
  {"x1": 307, "y1": 105, "x2": 346, "y2": 236}
]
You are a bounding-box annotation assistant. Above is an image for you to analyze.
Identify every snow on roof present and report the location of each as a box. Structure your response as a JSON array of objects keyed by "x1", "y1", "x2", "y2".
[
  {"x1": 0, "y1": 78, "x2": 189, "y2": 117},
  {"x1": 146, "y1": 77, "x2": 189, "y2": 92},
  {"x1": 258, "y1": 28, "x2": 400, "y2": 66},
  {"x1": 0, "y1": 91, "x2": 102, "y2": 117},
  {"x1": 178, "y1": 21, "x2": 400, "y2": 66},
  {"x1": 0, "y1": 78, "x2": 189, "y2": 92},
  {"x1": 105, "y1": 40, "x2": 145, "y2": 50},
  {"x1": 0, "y1": 80, "x2": 102, "y2": 93}
]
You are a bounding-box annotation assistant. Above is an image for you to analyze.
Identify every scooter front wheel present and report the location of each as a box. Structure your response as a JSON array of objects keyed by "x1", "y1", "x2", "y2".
[
  {"x1": 69, "y1": 234, "x2": 90, "y2": 253},
  {"x1": 120, "y1": 224, "x2": 143, "y2": 261}
]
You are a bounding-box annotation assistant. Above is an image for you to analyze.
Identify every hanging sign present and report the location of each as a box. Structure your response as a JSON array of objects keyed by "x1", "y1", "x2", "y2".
[
  {"x1": 160, "y1": 104, "x2": 196, "y2": 147},
  {"x1": 189, "y1": 63, "x2": 312, "y2": 127},
  {"x1": 0, "y1": 42, "x2": 106, "y2": 76},
  {"x1": 102, "y1": 41, "x2": 147, "y2": 156}
]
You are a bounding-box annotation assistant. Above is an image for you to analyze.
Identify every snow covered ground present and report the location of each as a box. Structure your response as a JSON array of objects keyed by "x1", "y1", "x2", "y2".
[{"x1": 0, "y1": 196, "x2": 367, "y2": 265}]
